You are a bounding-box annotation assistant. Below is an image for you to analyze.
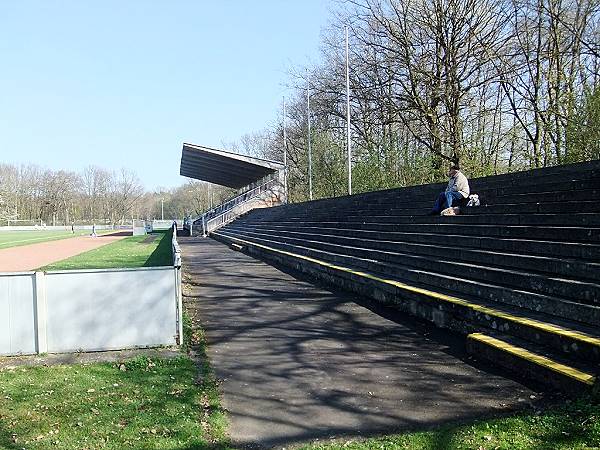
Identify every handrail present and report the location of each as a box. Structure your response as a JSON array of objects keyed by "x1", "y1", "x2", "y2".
[
  {"x1": 202, "y1": 176, "x2": 278, "y2": 222},
  {"x1": 188, "y1": 177, "x2": 280, "y2": 236},
  {"x1": 204, "y1": 207, "x2": 242, "y2": 233}
]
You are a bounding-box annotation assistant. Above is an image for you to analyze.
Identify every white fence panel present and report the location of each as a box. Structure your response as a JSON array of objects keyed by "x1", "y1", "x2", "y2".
[
  {"x1": 44, "y1": 267, "x2": 177, "y2": 353},
  {"x1": 151, "y1": 220, "x2": 174, "y2": 231},
  {"x1": 0, "y1": 272, "x2": 37, "y2": 355}
]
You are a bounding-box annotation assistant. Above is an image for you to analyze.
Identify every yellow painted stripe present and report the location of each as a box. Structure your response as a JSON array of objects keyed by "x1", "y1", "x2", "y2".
[
  {"x1": 214, "y1": 231, "x2": 600, "y2": 348},
  {"x1": 469, "y1": 333, "x2": 596, "y2": 385}
]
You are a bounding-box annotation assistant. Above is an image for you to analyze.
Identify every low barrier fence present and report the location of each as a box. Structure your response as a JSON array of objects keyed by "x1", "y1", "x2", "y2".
[
  {"x1": 0, "y1": 225, "x2": 184, "y2": 356},
  {"x1": 151, "y1": 220, "x2": 176, "y2": 231}
]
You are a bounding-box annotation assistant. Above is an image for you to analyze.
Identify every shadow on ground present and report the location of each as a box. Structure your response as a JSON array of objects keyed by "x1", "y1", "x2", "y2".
[{"x1": 179, "y1": 237, "x2": 553, "y2": 449}]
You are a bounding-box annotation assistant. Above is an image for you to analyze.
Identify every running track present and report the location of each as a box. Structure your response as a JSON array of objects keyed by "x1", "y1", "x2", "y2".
[{"x1": 0, "y1": 232, "x2": 129, "y2": 272}]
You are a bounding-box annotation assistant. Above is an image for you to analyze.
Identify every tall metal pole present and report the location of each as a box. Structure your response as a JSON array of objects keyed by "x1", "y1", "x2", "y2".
[
  {"x1": 161, "y1": 199, "x2": 164, "y2": 220},
  {"x1": 282, "y1": 96, "x2": 289, "y2": 203},
  {"x1": 345, "y1": 25, "x2": 352, "y2": 196},
  {"x1": 307, "y1": 70, "x2": 313, "y2": 201}
]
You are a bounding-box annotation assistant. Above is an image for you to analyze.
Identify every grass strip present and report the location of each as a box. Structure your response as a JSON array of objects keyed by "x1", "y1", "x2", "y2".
[
  {"x1": 300, "y1": 396, "x2": 600, "y2": 450},
  {"x1": 184, "y1": 310, "x2": 230, "y2": 446},
  {"x1": 0, "y1": 356, "x2": 227, "y2": 449},
  {"x1": 40, "y1": 231, "x2": 172, "y2": 271}
]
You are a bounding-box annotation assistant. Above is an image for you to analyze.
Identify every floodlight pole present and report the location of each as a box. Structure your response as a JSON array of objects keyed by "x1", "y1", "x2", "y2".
[
  {"x1": 282, "y1": 96, "x2": 289, "y2": 203},
  {"x1": 307, "y1": 70, "x2": 313, "y2": 201},
  {"x1": 345, "y1": 25, "x2": 352, "y2": 196}
]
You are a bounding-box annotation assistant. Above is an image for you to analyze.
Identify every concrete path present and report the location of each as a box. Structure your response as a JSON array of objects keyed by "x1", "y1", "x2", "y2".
[
  {"x1": 0, "y1": 232, "x2": 128, "y2": 272},
  {"x1": 180, "y1": 237, "x2": 539, "y2": 449}
]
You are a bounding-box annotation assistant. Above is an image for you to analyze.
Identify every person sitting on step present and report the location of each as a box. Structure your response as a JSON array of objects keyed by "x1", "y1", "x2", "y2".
[{"x1": 429, "y1": 164, "x2": 470, "y2": 215}]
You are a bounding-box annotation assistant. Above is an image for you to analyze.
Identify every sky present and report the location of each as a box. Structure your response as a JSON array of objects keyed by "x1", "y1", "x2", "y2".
[{"x1": 0, "y1": 1, "x2": 334, "y2": 189}]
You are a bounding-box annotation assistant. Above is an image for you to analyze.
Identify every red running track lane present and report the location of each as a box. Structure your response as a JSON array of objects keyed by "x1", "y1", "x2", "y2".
[{"x1": 0, "y1": 232, "x2": 130, "y2": 272}]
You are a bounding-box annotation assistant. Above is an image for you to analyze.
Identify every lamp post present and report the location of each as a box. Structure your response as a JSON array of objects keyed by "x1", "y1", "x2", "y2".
[
  {"x1": 282, "y1": 96, "x2": 289, "y2": 203},
  {"x1": 307, "y1": 70, "x2": 313, "y2": 201},
  {"x1": 345, "y1": 25, "x2": 352, "y2": 196}
]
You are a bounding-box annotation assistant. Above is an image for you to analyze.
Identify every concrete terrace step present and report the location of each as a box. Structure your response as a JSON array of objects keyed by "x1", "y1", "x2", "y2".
[
  {"x1": 466, "y1": 332, "x2": 598, "y2": 394},
  {"x1": 261, "y1": 199, "x2": 600, "y2": 219},
  {"x1": 219, "y1": 227, "x2": 600, "y2": 327},
  {"x1": 493, "y1": 178, "x2": 600, "y2": 196},
  {"x1": 260, "y1": 213, "x2": 600, "y2": 227},
  {"x1": 226, "y1": 224, "x2": 600, "y2": 281},
  {"x1": 244, "y1": 220, "x2": 600, "y2": 241},
  {"x1": 272, "y1": 183, "x2": 600, "y2": 216},
  {"x1": 229, "y1": 223, "x2": 600, "y2": 261},
  {"x1": 275, "y1": 177, "x2": 600, "y2": 212},
  {"x1": 237, "y1": 219, "x2": 600, "y2": 245},
  {"x1": 464, "y1": 200, "x2": 600, "y2": 215},
  {"x1": 212, "y1": 230, "x2": 600, "y2": 368}
]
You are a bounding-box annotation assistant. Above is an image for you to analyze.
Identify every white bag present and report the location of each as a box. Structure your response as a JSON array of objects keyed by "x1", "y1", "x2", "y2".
[{"x1": 467, "y1": 194, "x2": 480, "y2": 207}]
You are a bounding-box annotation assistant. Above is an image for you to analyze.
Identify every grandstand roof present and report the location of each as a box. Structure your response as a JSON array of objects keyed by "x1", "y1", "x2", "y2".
[{"x1": 179, "y1": 143, "x2": 284, "y2": 189}]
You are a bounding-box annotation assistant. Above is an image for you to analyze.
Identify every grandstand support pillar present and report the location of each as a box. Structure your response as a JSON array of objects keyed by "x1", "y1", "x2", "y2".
[{"x1": 34, "y1": 271, "x2": 48, "y2": 354}]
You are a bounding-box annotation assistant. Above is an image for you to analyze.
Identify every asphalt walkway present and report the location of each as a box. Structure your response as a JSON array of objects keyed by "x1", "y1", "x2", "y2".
[{"x1": 180, "y1": 237, "x2": 538, "y2": 449}]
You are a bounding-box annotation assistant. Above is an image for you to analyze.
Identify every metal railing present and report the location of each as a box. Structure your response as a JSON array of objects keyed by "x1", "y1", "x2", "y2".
[
  {"x1": 187, "y1": 176, "x2": 280, "y2": 236},
  {"x1": 172, "y1": 224, "x2": 181, "y2": 267},
  {"x1": 204, "y1": 203, "x2": 252, "y2": 234},
  {"x1": 171, "y1": 223, "x2": 183, "y2": 345}
]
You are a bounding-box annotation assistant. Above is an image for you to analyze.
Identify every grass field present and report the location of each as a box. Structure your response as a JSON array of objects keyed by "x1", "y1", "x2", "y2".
[
  {"x1": 0, "y1": 229, "x2": 115, "y2": 250},
  {"x1": 39, "y1": 230, "x2": 173, "y2": 271},
  {"x1": 0, "y1": 356, "x2": 228, "y2": 450}
]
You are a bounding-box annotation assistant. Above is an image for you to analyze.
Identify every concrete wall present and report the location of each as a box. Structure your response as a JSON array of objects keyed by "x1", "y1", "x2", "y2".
[
  {"x1": 133, "y1": 226, "x2": 147, "y2": 236},
  {"x1": 0, "y1": 272, "x2": 37, "y2": 355},
  {"x1": 0, "y1": 267, "x2": 179, "y2": 356}
]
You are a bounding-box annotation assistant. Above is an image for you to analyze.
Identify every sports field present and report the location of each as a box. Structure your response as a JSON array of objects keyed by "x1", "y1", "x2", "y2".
[
  {"x1": 0, "y1": 229, "x2": 114, "y2": 250},
  {"x1": 40, "y1": 230, "x2": 173, "y2": 271}
]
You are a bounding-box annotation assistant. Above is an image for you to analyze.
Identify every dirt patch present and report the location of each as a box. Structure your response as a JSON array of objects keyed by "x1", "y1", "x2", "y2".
[
  {"x1": 0, "y1": 347, "x2": 182, "y2": 370},
  {"x1": 141, "y1": 234, "x2": 159, "y2": 243},
  {"x1": 100, "y1": 230, "x2": 132, "y2": 237}
]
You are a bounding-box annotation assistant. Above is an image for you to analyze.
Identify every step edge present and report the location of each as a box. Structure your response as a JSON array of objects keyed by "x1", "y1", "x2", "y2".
[
  {"x1": 223, "y1": 228, "x2": 600, "y2": 304},
  {"x1": 467, "y1": 332, "x2": 596, "y2": 386},
  {"x1": 213, "y1": 230, "x2": 600, "y2": 349},
  {"x1": 228, "y1": 225, "x2": 600, "y2": 271},
  {"x1": 235, "y1": 224, "x2": 600, "y2": 248}
]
